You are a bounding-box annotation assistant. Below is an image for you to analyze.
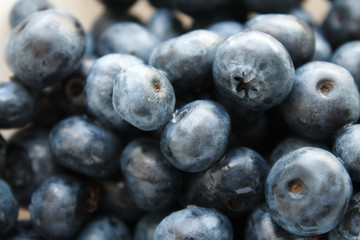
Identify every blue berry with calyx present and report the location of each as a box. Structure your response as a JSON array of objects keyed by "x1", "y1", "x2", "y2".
[
  {"x1": 5, "y1": 9, "x2": 86, "y2": 89},
  {"x1": 195, "y1": 147, "x2": 270, "y2": 217},
  {"x1": 0, "y1": 179, "x2": 18, "y2": 236},
  {"x1": 0, "y1": 80, "x2": 37, "y2": 129},
  {"x1": 160, "y1": 100, "x2": 231, "y2": 172},
  {"x1": 9, "y1": 0, "x2": 54, "y2": 28},
  {"x1": 152, "y1": 205, "x2": 233, "y2": 240},
  {"x1": 150, "y1": 29, "x2": 222, "y2": 91},
  {"x1": 245, "y1": 14, "x2": 315, "y2": 67},
  {"x1": 76, "y1": 215, "x2": 131, "y2": 240},
  {"x1": 333, "y1": 124, "x2": 360, "y2": 182},
  {"x1": 112, "y1": 64, "x2": 175, "y2": 131},
  {"x1": 265, "y1": 147, "x2": 353, "y2": 236},
  {"x1": 280, "y1": 61, "x2": 360, "y2": 141},
  {"x1": 84, "y1": 53, "x2": 143, "y2": 130},
  {"x1": 213, "y1": 31, "x2": 295, "y2": 111},
  {"x1": 121, "y1": 138, "x2": 181, "y2": 212},
  {"x1": 29, "y1": 175, "x2": 90, "y2": 240},
  {"x1": 49, "y1": 115, "x2": 122, "y2": 178}
]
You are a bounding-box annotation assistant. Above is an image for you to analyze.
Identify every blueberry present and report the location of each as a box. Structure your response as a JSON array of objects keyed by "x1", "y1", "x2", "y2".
[
  {"x1": 49, "y1": 115, "x2": 122, "y2": 178},
  {"x1": 213, "y1": 31, "x2": 295, "y2": 111},
  {"x1": 0, "y1": 179, "x2": 18, "y2": 236},
  {"x1": 152, "y1": 205, "x2": 233, "y2": 240},
  {"x1": 121, "y1": 138, "x2": 181, "y2": 212},
  {"x1": 3, "y1": 127, "x2": 59, "y2": 206},
  {"x1": 76, "y1": 215, "x2": 131, "y2": 240},
  {"x1": 331, "y1": 40, "x2": 360, "y2": 88},
  {"x1": 134, "y1": 211, "x2": 171, "y2": 240},
  {"x1": 333, "y1": 124, "x2": 360, "y2": 182},
  {"x1": 147, "y1": 8, "x2": 184, "y2": 41},
  {"x1": 9, "y1": 0, "x2": 54, "y2": 28},
  {"x1": 5, "y1": 9, "x2": 86, "y2": 88},
  {"x1": 160, "y1": 100, "x2": 231, "y2": 172},
  {"x1": 207, "y1": 21, "x2": 244, "y2": 40},
  {"x1": 29, "y1": 175, "x2": 89, "y2": 240},
  {"x1": 195, "y1": 147, "x2": 270, "y2": 217},
  {"x1": 265, "y1": 147, "x2": 352, "y2": 236},
  {"x1": 0, "y1": 80, "x2": 37, "y2": 128},
  {"x1": 245, "y1": 14, "x2": 315, "y2": 67},
  {"x1": 328, "y1": 191, "x2": 360, "y2": 239},
  {"x1": 112, "y1": 64, "x2": 176, "y2": 131},
  {"x1": 97, "y1": 22, "x2": 161, "y2": 62},
  {"x1": 149, "y1": 29, "x2": 222, "y2": 90},
  {"x1": 280, "y1": 61, "x2": 360, "y2": 141},
  {"x1": 84, "y1": 54, "x2": 144, "y2": 130},
  {"x1": 322, "y1": 0, "x2": 360, "y2": 48}
]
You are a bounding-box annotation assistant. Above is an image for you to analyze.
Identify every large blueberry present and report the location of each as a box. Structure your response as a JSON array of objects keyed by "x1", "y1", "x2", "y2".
[
  {"x1": 280, "y1": 61, "x2": 360, "y2": 141},
  {"x1": 0, "y1": 179, "x2": 18, "y2": 236},
  {"x1": 160, "y1": 100, "x2": 231, "y2": 172},
  {"x1": 97, "y1": 22, "x2": 161, "y2": 62},
  {"x1": 152, "y1": 206, "x2": 233, "y2": 240},
  {"x1": 84, "y1": 53, "x2": 144, "y2": 130},
  {"x1": 333, "y1": 124, "x2": 360, "y2": 182},
  {"x1": 0, "y1": 80, "x2": 37, "y2": 128},
  {"x1": 49, "y1": 115, "x2": 122, "y2": 178},
  {"x1": 213, "y1": 31, "x2": 295, "y2": 111},
  {"x1": 112, "y1": 64, "x2": 175, "y2": 131},
  {"x1": 265, "y1": 147, "x2": 352, "y2": 236},
  {"x1": 121, "y1": 138, "x2": 181, "y2": 212},
  {"x1": 245, "y1": 14, "x2": 315, "y2": 67},
  {"x1": 195, "y1": 147, "x2": 269, "y2": 217},
  {"x1": 29, "y1": 175, "x2": 89, "y2": 240},
  {"x1": 150, "y1": 29, "x2": 222, "y2": 90},
  {"x1": 5, "y1": 9, "x2": 86, "y2": 88},
  {"x1": 331, "y1": 40, "x2": 360, "y2": 88},
  {"x1": 76, "y1": 215, "x2": 131, "y2": 240},
  {"x1": 9, "y1": 0, "x2": 54, "y2": 28}
]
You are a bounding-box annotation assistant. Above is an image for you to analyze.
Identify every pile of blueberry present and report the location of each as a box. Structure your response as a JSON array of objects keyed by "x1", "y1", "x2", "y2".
[{"x1": 2, "y1": 0, "x2": 360, "y2": 239}]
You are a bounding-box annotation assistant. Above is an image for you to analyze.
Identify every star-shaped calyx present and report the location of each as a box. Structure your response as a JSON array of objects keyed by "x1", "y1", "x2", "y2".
[{"x1": 233, "y1": 76, "x2": 258, "y2": 99}]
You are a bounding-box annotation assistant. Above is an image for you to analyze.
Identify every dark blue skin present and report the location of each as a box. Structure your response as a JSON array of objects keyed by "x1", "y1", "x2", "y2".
[
  {"x1": 328, "y1": 191, "x2": 360, "y2": 239},
  {"x1": 76, "y1": 215, "x2": 131, "y2": 240},
  {"x1": 311, "y1": 29, "x2": 332, "y2": 61},
  {"x1": 112, "y1": 64, "x2": 176, "y2": 131},
  {"x1": 207, "y1": 21, "x2": 244, "y2": 40},
  {"x1": 195, "y1": 147, "x2": 270, "y2": 217},
  {"x1": 149, "y1": 29, "x2": 222, "y2": 91},
  {"x1": 134, "y1": 211, "x2": 170, "y2": 240},
  {"x1": 322, "y1": 0, "x2": 360, "y2": 48},
  {"x1": 213, "y1": 31, "x2": 295, "y2": 111},
  {"x1": 29, "y1": 175, "x2": 89, "y2": 240},
  {"x1": 333, "y1": 124, "x2": 360, "y2": 182},
  {"x1": 121, "y1": 138, "x2": 181, "y2": 212},
  {"x1": 3, "y1": 221, "x2": 44, "y2": 240},
  {"x1": 0, "y1": 80, "x2": 37, "y2": 128},
  {"x1": 244, "y1": 0, "x2": 303, "y2": 13},
  {"x1": 3, "y1": 128, "x2": 59, "y2": 206},
  {"x1": 147, "y1": 8, "x2": 184, "y2": 41},
  {"x1": 0, "y1": 179, "x2": 18, "y2": 236},
  {"x1": 10, "y1": 0, "x2": 54, "y2": 28},
  {"x1": 270, "y1": 137, "x2": 329, "y2": 165},
  {"x1": 98, "y1": 178, "x2": 144, "y2": 223},
  {"x1": 5, "y1": 9, "x2": 86, "y2": 89},
  {"x1": 265, "y1": 147, "x2": 353, "y2": 236},
  {"x1": 152, "y1": 205, "x2": 233, "y2": 240},
  {"x1": 160, "y1": 100, "x2": 231, "y2": 172},
  {"x1": 280, "y1": 61, "x2": 360, "y2": 141},
  {"x1": 97, "y1": 22, "x2": 161, "y2": 62},
  {"x1": 245, "y1": 14, "x2": 315, "y2": 67},
  {"x1": 49, "y1": 115, "x2": 122, "y2": 178},
  {"x1": 331, "y1": 41, "x2": 360, "y2": 88},
  {"x1": 84, "y1": 54, "x2": 144, "y2": 130}
]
